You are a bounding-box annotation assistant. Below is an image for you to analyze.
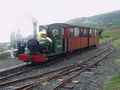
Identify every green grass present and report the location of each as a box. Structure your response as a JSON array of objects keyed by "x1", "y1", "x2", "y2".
[
  {"x1": 103, "y1": 39, "x2": 120, "y2": 90},
  {"x1": 0, "y1": 54, "x2": 6, "y2": 59},
  {"x1": 118, "y1": 56, "x2": 120, "y2": 60},
  {"x1": 99, "y1": 36, "x2": 111, "y2": 42},
  {"x1": 102, "y1": 28, "x2": 120, "y2": 38},
  {"x1": 112, "y1": 40, "x2": 120, "y2": 47},
  {"x1": 100, "y1": 27, "x2": 120, "y2": 42},
  {"x1": 102, "y1": 27, "x2": 120, "y2": 90},
  {"x1": 104, "y1": 56, "x2": 120, "y2": 90},
  {"x1": 104, "y1": 74, "x2": 120, "y2": 90},
  {"x1": 0, "y1": 52, "x2": 17, "y2": 59}
]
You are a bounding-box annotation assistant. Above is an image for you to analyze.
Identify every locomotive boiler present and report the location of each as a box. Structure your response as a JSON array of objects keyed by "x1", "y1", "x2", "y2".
[{"x1": 27, "y1": 31, "x2": 52, "y2": 55}]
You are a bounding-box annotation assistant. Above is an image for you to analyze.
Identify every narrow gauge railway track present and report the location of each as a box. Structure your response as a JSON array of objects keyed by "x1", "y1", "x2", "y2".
[
  {"x1": 0, "y1": 43, "x2": 101, "y2": 84},
  {"x1": 0, "y1": 41, "x2": 114, "y2": 90},
  {"x1": 0, "y1": 39, "x2": 106, "y2": 85}
]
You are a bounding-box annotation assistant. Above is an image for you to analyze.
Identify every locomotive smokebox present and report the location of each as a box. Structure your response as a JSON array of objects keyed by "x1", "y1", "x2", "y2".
[
  {"x1": 27, "y1": 38, "x2": 50, "y2": 55},
  {"x1": 27, "y1": 39, "x2": 39, "y2": 51}
]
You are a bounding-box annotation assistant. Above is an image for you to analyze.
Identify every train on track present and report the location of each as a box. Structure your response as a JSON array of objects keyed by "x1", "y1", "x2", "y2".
[{"x1": 19, "y1": 23, "x2": 99, "y2": 63}]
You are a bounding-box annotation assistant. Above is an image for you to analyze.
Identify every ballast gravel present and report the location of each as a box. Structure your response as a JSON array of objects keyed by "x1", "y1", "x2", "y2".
[
  {"x1": 0, "y1": 45, "x2": 120, "y2": 90},
  {"x1": 59, "y1": 47, "x2": 120, "y2": 90}
]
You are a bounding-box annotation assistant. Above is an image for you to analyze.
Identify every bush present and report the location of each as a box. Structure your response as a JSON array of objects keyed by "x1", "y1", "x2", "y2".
[
  {"x1": 112, "y1": 40, "x2": 120, "y2": 46},
  {"x1": 98, "y1": 28, "x2": 104, "y2": 37}
]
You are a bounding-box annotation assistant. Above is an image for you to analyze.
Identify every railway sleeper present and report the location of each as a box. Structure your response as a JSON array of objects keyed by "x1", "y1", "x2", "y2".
[
  {"x1": 87, "y1": 67, "x2": 96, "y2": 72},
  {"x1": 64, "y1": 85, "x2": 74, "y2": 89},
  {"x1": 76, "y1": 64, "x2": 86, "y2": 67},
  {"x1": 80, "y1": 63, "x2": 88, "y2": 66}
]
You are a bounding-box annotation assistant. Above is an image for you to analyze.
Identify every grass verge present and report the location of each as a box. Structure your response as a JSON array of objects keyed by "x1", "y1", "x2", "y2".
[
  {"x1": 0, "y1": 54, "x2": 6, "y2": 59},
  {"x1": 99, "y1": 36, "x2": 111, "y2": 42},
  {"x1": 104, "y1": 74, "x2": 120, "y2": 90},
  {"x1": 104, "y1": 39, "x2": 120, "y2": 90},
  {"x1": 112, "y1": 40, "x2": 120, "y2": 47}
]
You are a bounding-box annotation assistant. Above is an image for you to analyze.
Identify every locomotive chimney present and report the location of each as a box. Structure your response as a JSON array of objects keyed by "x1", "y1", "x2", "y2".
[{"x1": 32, "y1": 18, "x2": 37, "y2": 39}]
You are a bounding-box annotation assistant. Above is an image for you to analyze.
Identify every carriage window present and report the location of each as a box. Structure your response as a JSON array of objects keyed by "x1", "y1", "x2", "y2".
[
  {"x1": 84, "y1": 29, "x2": 87, "y2": 37},
  {"x1": 89, "y1": 29, "x2": 92, "y2": 37},
  {"x1": 75, "y1": 28, "x2": 79, "y2": 37},
  {"x1": 92, "y1": 30, "x2": 94, "y2": 36},
  {"x1": 69, "y1": 28, "x2": 74, "y2": 38},
  {"x1": 95, "y1": 29, "x2": 97, "y2": 36},
  {"x1": 96, "y1": 30, "x2": 98, "y2": 36},
  {"x1": 80, "y1": 29, "x2": 84, "y2": 37}
]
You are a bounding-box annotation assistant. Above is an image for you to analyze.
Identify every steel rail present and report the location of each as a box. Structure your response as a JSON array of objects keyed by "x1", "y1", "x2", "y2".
[
  {"x1": 24, "y1": 47, "x2": 114, "y2": 90},
  {"x1": 0, "y1": 40, "x2": 112, "y2": 90},
  {"x1": 14, "y1": 47, "x2": 111, "y2": 90},
  {"x1": 0, "y1": 48, "x2": 109, "y2": 88},
  {"x1": 15, "y1": 40, "x2": 117, "y2": 90},
  {"x1": 0, "y1": 42, "x2": 107, "y2": 88},
  {"x1": 0, "y1": 65, "x2": 40, "y2": 81},
  {"x1": 52, "y1": 48, "x2": 115, "y2": 90}
]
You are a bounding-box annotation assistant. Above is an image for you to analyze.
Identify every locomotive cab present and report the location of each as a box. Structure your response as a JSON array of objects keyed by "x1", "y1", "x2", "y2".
[{"x1": 39, "y1": 25, "x2": 65, "y2": 54}]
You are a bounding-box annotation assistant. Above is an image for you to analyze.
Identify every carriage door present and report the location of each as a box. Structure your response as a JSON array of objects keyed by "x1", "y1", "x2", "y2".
[{"x1": 62, "y1": 27, "x2": 67, "y2": 52}]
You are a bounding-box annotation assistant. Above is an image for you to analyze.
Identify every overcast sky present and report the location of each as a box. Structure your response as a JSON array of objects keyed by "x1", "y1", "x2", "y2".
[{"x1": 0, "y1": 0, "x2": 120, "y2": 43}]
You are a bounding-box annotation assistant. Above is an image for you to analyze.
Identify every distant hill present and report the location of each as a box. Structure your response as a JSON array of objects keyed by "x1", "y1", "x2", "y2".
[{"x1": 67, "y1": 10, "x2": 120, "y2": 30}]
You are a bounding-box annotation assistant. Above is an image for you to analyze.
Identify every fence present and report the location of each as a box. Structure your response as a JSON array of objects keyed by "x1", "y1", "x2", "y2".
[{"x1": 0, "y1": 49, "x2": 17, "y2": 58}]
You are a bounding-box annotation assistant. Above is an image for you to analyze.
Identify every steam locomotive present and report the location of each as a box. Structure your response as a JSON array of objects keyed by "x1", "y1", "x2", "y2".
[{"x1": 19, "y1": 23, "x2": 99, "y2": 63}]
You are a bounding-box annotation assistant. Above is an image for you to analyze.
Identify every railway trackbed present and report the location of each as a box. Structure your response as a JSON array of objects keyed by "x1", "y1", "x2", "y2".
[{"x1": 0, "y1": 40, "x2": 115, "y2": 90}]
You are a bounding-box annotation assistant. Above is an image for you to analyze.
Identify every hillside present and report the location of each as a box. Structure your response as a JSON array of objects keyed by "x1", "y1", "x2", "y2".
[
  {"x1": 67, "y1": 10, "x2": 120, "y2": 30},
  {"x1": 99, "y1": 27, "x2": 120, "y2": 42},
  {"x1": 102, "y1": 27, "x2": 120, "y2": 38}
]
